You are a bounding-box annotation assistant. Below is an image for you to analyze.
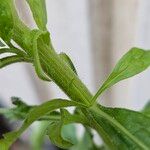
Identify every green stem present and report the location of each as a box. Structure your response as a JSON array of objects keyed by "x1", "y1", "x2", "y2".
[
  {"x1": 12, "y1": 21, "x2": 93, "y2": 106},
  {"x1": 38, "y1": 42, "x2": 93, "y2": 105}
]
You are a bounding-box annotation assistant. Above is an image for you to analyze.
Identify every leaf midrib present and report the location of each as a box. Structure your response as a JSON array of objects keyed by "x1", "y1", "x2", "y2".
[{"x1": 90, "y1": 105, "x2": 149, "y2": 150}]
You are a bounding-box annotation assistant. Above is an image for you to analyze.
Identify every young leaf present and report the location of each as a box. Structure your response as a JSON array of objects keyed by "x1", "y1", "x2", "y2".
[
  {"x1": 90, "y1": 104, "x2": 150, "y2": 150},
  {"x1": 142, "y1": 101, "x2": 150, "y2": 117},
  {"x1": 0, "y1": 40, "x2": 5, "y2": 47},
  {"x1": 0, "y1": 55, "x2": 31, "y2": 69},
  {"x1": 0, "y1": 48, "x2": 29, "y2": 57},
  {"x1": 0, "y1": 97, "x2": 32, "y2": 120},
  {"x1": 0, "y1": 0, "x2": 14, "y2": 42},
  {"x1": 26, "y1": 0, "x2": 47, "y2": 30},
  {"x1": 48, "y1": 121, "x2": 73, "y2": 149},
  {"x1": 81, "y1": 108, "x2": 115, "y2": 149},
  {"x1": 0, "y1": 0, "x2": 19, "y2": 43},
  {"x1": 62, "y1": 124, "x2": 78, "y2": 146},
  {"x1": 30, "y1": 30, "x2": 51, "y2": 81},
  {"x1": 59, "y1": 52, "x2": 78, "y2": 75},
  {"x1": 92, "y1": 48, "x2": 150, "y2": 103},
  {"x1": 47, "y1": 109, "x2": 89, "y2": 149},
  {"x1": 71, "y1": 128, "x2": 99, "y2": 150},
  {"x1": 0, "y1": 99, "x2": 79, "y2": 150},
  {"x1": 48, "y1": 109, "x2": 76, "y2": 149}
]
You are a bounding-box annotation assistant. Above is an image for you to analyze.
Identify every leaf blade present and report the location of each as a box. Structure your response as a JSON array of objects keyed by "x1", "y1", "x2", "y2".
[
  {"x1": 90, "y1": 104, "x2": 150, "y2": 150},
  {"x1": 0, "y1": 99, "x2": 79, "y2": 149},
  {"x1": 0, "y1": 0, "x2": 14, "y2": 42},
  {"x1": 0, "y1": 55, "x2": 31, "y2": 69},
  {"x1": 31, "y1": 30, "x2": 51, "y2": 81},
  {"x1": 59, "y1": 52, "x2": 78, "y2": 75},
  {"x1": 92, "y1": 48, "x2": 150, "y2": 103},
  {"x1": 48, "y1": 109, "x2": 89, "y2": 149},
  {"x1": 26, "y1": 0, "x2": 47, "y2": 30},
  {"x1": 142, "y1": 101, "x2": 150, "y2": 117}
]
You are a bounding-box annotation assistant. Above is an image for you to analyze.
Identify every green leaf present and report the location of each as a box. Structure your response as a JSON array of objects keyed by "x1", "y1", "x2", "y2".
[
  {"x1": 31, "y1": 30, "x2": 51, "y2": 81},
  {"x1": 48, "y1": 109, "x2": 89, "y2": 149},
  {"x1": 89, "y1": 104, "x2": 150, "y2": 150},
  {"x1": 59, "y1": 52, "x2": 78, "y2": 75},
  {"x1": 81, "y1": 108, "x2": 115, "y2": 149},
  {"x1": 0, "y1": 99, "x2": 79, "y2": 150},
  {"x1": 0, "y1": 0, "x2": 14, "y2": 42},
  {"x1": 0, "y1": 97, "x2": 32, "y2": 120},
  {"x1": 26, "y1": 0, "x2": 47, "y2": 30},
  {"x1": 48, "y1": 121, "x2": 73, "y2": 149},
  {"x1": 0, "y1": 40, "x2": 5, "y2": 47},
  {"x1": 0, "y1": 48, "x2": 29, "y2": 57},
  {"x1": 0, "y1": 0, "x2": 19, "y2": 42},
  {"x1": 48, "y1": 109, "x2": 76, "y2": 149},
  {"x1": 92, "y1": 48, "x2": 150, "y2": 103},
  {"x1": 142, "y1": 101, "x2": 150, "y2": 117},
  {"x1": 62, "y1": 124, "x2": 78, "y2": 146},
  {"x1": 0, "y1": 55, "x2": 31, "y2": 69},
  {"x1": 71, "y1": 129, "x2": 97, "y2": 150}
]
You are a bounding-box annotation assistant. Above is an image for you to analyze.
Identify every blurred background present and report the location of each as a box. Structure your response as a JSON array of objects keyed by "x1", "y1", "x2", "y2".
[{"x1": 0, "y1": 0, "x2": 150, "y2": 149}]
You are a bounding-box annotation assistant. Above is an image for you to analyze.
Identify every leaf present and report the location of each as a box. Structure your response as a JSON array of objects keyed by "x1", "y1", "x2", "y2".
[
  {"x1": 0, "y1": 0, "x2": 14, "y2": 42},
  {"x1": 0, "y1": 97, "x2": 32, "y2": 120},
  {"x1": 71, "y1": 129, "x2": 98, "y2": 150},
  {"x1": 48, "y1": 109, "x2": 75, "y2": 149},
  {"x1": 0, "y1": 0, "x2": 19, "y2": 42},
  {"x1": 0, "y1": 55, "x2": 31, "y2": 69},
  {"x1": 26, "y1": 0, "x2": 47, "y2": 30},
  {"x1": 0, "y1": 48, "x2": 29, "y2": 57},
  {"x1": 47, "y1": 109, "x2": 89, "y2": 149},
  {"x1": 89, "y1": 104, "x2": 150, "y2": 150},
  {"x1": 0, "y1": 40, "x2": 5, "y2": 47},
  {"x1": 81, "y1": 108, "x2": 115, "y2": 149},
  {"x1": 31, "y1": 30, "x2": 51, "y2": 81},
  {"x1": 39, "y1": 111, "x2": 61, "y2": 121},
  {"x1": 48, "y1": 121, "x2": 74, "y2": 149},
  {"x1": 142, "y1": 101, "x2": 150, "y2": 117},
  {"x1": 62, "y1": 124, "x2": 78, "y2": 146},
  {"x1": 0, "y1": 99, "x2": 79, "y2": 150},
  {"x1": 59, "y1": 52, "x2": 78, "y2": 75},
  {"x1": 92, "y1": 48, "x2": 150, "y2": 103}
]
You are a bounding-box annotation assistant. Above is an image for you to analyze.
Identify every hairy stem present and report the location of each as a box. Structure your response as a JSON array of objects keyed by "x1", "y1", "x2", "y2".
[{"x1": 12, "y1": 21, "x2": 93, "y2": 106}]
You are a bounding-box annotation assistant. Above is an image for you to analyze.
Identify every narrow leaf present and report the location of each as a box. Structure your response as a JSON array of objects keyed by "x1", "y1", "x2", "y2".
[
  {"x1": 81, "y1": 108, "x2": 115, "y2": 149},
  {"x1": 0, "y1": 99, "x2": 78, "y2": 150},
  {"x1": 0, "y1": 55, "x2": 31, "y2": 69},
  {"x1": 59, "y1": 52, "x2": 78, "y2": 75},
  {"x1": 31, "y1": 30, "x2": 51, "y2": 81},
  {"x1": 0, "y1": 40, "x2": 5, "y2": 47},
  {"x1": 62, "y1": 124, "x2": 78, "y2": 146},
  {"x1": 71, "y1": 129, "x2": 98, "y2": 150},
  {"x1": 90, "y1": 104, "x2": 150, "y2": 150},
  {"x1": 26, "y1": 0, "x2": 47, "y2": 30},
  {"x1": 0, "y1": 48, "x2": 29, "y2": 57},
  {"x1": 92, "y1": 48, "x2": 150, "y2": 102},
  {"x1": 48, "y1": 121, "x2": 73, "y2": 149},
  {"x1": 0, "y1": 0, "x2": 14, "y2": 42},
  {"x1": 0, "y1": 0, "x2": 19, "y2": 42},
  {"x1": 0, "y1": 97, "x2": 32, "y2": 120},
  {"x1": 48, "y1": 109, "x2": 89, "y2": 149},
  {"x1": 142, "y1": 101, "x2": 150, "y2": 117}
]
